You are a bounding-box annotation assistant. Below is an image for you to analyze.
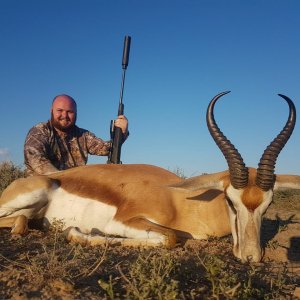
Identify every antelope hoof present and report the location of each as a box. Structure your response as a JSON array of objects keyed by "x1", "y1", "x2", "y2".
[
  {"x1": 165, "y1": 231, "x2": 177, "y2": 249},
  {"x1": 11, "y1": 215, "x2": 28, "y2": 235},
  {"x1": 65, "y1": 227, "x2": 88, "y2": 246}
]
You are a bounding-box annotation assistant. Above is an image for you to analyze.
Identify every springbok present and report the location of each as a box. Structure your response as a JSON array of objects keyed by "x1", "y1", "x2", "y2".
[{"x1": 0, "y1": 92, "x2": 299, "y2": 262}]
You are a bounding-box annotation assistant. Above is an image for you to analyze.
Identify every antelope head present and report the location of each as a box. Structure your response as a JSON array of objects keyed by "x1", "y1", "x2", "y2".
[{"x1": 206, "y1": 91, "x2": 296, "y2": 262}]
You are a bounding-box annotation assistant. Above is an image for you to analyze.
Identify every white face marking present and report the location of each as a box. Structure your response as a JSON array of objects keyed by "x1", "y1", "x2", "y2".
[
  {"x1": 225, "y1": 185, "x2": 273, "y2": 262},
  {"x1": 226, "y1": 185, "x2": 248, "y2": 259},
  {"x1": 253, "y1": 190, "x2": 273, "y2": 234}
]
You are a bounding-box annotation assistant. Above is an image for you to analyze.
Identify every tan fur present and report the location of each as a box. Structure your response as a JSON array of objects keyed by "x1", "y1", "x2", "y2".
[
  {"x1": 1, "y1": 163, "x2": 299, "y2": 262},
  {"x1": 11, "y1": 215, "x2": 28, "y2": 235},
  {"x1": 0, "y1": 164, "x2": 231, "y2": 240},
  {"x1": 241, "y1": 186, "x2": 263, "y2": 211},
  {"x1": 0, "y1": 176, "x2": 55, "y2": 205},
  {"x1": 49, "y1": 164, "x2": 180, "y2": 206},
  {"x1": 0, "y1": 215, "x2": 29, "y2": 235},
  {"x1": 275, "y1": 174, "x2": 300, "y2": 190},
  {"x1": 240, "y1": 168, "x2": 263, "y2": 210}
]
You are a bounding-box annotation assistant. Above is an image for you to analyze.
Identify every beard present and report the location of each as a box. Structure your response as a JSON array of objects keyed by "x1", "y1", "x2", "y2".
[{"x1": 51, "y1": 112, "x2": 76, "y2": 132}]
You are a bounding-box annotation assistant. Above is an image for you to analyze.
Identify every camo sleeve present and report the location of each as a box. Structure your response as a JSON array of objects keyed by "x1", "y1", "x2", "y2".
[
  {"x1": 24, "y1": 125, "x2": 59, "y2": 176},
  {"x1": 84, "y1": 131, "x2": 112, "y2": 156}
]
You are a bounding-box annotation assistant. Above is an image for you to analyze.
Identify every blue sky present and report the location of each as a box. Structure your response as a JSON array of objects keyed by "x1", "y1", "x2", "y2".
[{"x1": 0, "y1": 0, "x2": 299, "y2": 177}]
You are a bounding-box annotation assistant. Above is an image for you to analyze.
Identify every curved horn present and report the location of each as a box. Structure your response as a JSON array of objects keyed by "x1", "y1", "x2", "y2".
[
  {"x1": 256, "y1": 94, "x2": 296, "y2": 191},
  {"x1": 207, "y1": 91, "x2": 248, "y2": 189}
]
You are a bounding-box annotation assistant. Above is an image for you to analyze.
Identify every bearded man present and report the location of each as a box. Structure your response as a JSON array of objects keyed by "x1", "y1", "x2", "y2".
[{"x1": 24, "y1": 94, "x2": 129, "y2": 176}]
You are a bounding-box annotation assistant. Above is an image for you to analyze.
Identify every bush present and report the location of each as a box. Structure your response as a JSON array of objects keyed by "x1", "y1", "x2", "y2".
[{"x1": 0, "y1": 161, "x2": 25, "y2": 195}]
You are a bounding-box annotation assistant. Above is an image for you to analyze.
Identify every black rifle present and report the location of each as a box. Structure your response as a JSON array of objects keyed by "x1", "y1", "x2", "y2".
[{"x1": 107, "y1": 36, "x2": 131, "y2": 164}]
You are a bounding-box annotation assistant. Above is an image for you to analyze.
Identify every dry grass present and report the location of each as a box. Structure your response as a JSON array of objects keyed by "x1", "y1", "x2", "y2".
[{"x1": 0, "y1": 226, "x2": 298, "y2": 299}]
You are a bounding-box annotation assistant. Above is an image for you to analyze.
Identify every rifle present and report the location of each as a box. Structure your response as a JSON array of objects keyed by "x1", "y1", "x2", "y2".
[{"x1": 107, "y1": 36, "x2": 131, "y2": 164}]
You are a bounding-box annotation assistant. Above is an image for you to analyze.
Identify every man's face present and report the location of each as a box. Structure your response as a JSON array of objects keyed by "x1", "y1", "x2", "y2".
[{"x1": 51, "y1": 96, "x2": 77, "y2": 132}]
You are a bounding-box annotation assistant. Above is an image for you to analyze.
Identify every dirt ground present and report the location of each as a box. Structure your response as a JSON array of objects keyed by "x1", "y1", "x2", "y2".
[
  {"x1": 0, "y1": 192, "x2": 299, "y2": 299},
  {"x1": 263, "y1": 202, "x2": 300, "y2": 265}
]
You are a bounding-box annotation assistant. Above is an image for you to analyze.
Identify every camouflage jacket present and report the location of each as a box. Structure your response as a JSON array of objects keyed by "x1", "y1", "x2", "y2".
[{"x1": 24, "y1": 121, "x2": 118, "y2": 176}]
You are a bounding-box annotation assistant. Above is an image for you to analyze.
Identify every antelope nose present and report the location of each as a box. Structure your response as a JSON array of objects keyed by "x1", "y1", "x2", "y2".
[{"x1": 243, "y1": 251, "x2": 262, "y2": 263}]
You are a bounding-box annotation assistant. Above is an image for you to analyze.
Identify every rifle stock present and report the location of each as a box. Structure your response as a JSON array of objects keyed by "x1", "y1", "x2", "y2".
[{"x1": 107, "y1": 36, "x2": 131, "y2": 164}]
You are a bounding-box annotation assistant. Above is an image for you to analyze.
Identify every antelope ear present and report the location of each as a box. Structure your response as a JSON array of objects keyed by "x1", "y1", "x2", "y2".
[
  {"x1": 274, "y1": 174, "x2": 300, "y2": 190},
  {"x1": 168, "y1": 171, "x2": 229, "y2": 192}
]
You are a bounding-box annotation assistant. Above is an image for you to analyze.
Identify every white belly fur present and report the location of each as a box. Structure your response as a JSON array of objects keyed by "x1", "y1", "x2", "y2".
[
  {"x1": 45, "y1": 188, "x2": 163, "y2": 240},
  {"x1": 45, "y1": 188, "x2": 117, "y2": 234}
]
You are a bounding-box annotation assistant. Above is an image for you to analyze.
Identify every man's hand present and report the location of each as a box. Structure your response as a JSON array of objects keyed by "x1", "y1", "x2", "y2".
[{"x1": 114, "y1": 115, "x2": 128, "y2": 134}]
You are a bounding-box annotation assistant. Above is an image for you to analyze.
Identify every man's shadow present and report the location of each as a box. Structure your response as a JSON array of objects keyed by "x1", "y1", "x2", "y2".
[{"x1": 261, "y1": 214, "x2": 300, "y2": 261}]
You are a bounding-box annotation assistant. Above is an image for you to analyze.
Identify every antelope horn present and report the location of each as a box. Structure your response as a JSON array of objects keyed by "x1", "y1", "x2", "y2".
[
  {"x1": 207, "y1": 91, "x2": 249, "y2": 189},
  {"x1": 256, "y1": 94, "x2": 296, "y2": 191}
]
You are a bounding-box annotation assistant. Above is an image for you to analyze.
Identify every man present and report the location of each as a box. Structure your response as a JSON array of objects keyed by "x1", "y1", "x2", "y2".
[{"x1": 24, "y1": 94, "x2": 128, "y2": 176}]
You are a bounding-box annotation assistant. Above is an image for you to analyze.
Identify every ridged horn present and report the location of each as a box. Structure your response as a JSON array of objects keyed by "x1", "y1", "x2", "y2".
[
  {"x1": 207, "y1": 91, "x2": 248, "y2": 189},
  {"x1": 256, "y1": 94, "x2": 296, "y2": 191}
]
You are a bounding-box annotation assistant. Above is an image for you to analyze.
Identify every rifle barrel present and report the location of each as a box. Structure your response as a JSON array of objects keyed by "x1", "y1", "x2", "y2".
[
  {"x1": 107, "y1": 35, "x2": 132, "y2": 164},
  {"x1": 119, "y1": 36, "x2": 131, "y2": 110},
  {"x1": 122, "y1": 36, "x2": 131, "y2": 70}
]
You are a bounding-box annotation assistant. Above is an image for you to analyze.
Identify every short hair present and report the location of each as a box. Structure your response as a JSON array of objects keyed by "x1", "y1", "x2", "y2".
[{"x1": 52, "y1": 94, "x2": 77, "y2": 110}]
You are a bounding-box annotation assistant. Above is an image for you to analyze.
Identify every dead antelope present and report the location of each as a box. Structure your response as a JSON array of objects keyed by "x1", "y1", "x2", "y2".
[{"x1": 0, "y1": 91, "x2": 299, "y2": 262}]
